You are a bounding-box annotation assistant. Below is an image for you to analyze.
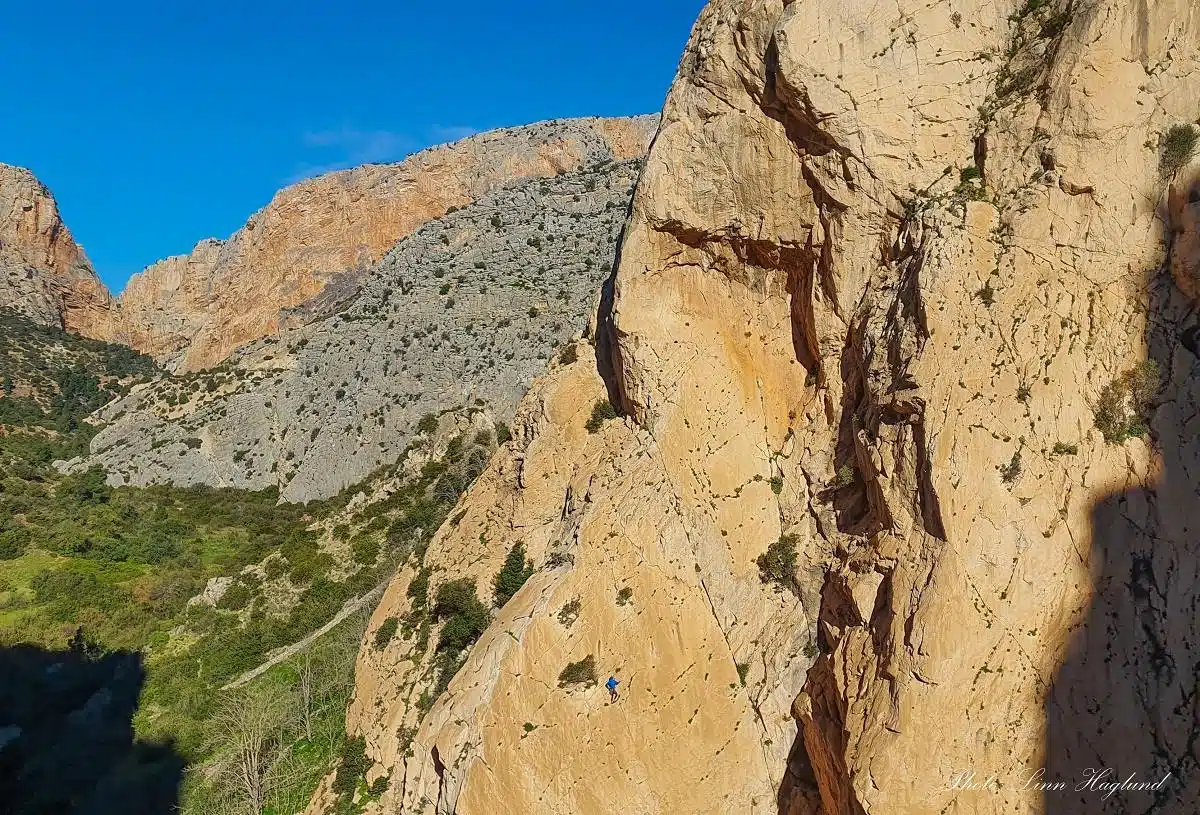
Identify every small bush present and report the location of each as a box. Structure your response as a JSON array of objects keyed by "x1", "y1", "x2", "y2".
[
  {"x1": 769, "y1": 476, "x2": 784, "y2": 495},
  {"x1": 1051, "y1": 442, "x2": 1078, "y2": 456},
  {"x1": 407, "y1": 567, "x2": 430, "y2": 612},
  {"x1": 438, "y1": 613, "x2": 484, "y2": 654},
  {"x1": 736, "y1": 662, "x2": 750, "y2": 686},
  {"x1": 1160, "y1": 124, "x2": 1199, "y2": 178},
  {"x1": 559, "y1": 344, "x2": 578, "y2": 365},
  {"x1": 834, "y1": 464, "x2": 855, "y2": 488},
  {"x1": 955, "y1": 165, "x2": 986, "y2": 200},
  {"x1": 263, "y1": 556, "x2": 287, "y2": 580},
  {"x1": 352, "y1": 535, "x2": 380, "y2": 566},
  {"x1": 374, "y1": 617, "x2": 399, "y2": 649},
  {"x1": 417, "y1": 413, "x2": 438, "y2": 435},
  {"x1": 0, "y1": 527, "x2": 30, "y2": 560},
  {"x1": 616, "y1": 587, "x2": 633, "y2": 606},
  {"x1": 756, "y1": 534, "x2": 798, "y2": 588},
  {"x1": 1000, "y1": 451, "x2": 1022, "y2": 484},
  {"x1": 333, "y1": 735, "x2": 367, "y2": 795},
  {"x1": 493, "y1": 542, "x2": 534, "y2": 608},
  {"x1": 558, "y1": 654, "x2": 598, "y2": 688},
  {"x1": 396, "y1": 726, "x2": 417, "y2": 756},
  {"x1": 434, "y1": 579, "x2": 489, "y2": 653},
  {"x1": 283, "y1": 533, "x2": 335, "y2": 583},
  {"x1": 557, "y1": 598, "x2": 582, "y2": 627},
  {"x1": 1095, "y1": 360, "x2": 1160, "y2": 444},
  {"x1": 495, "y1": 422, "x2": 512, "y2": 444},
  {"x1": 976, "y1": 280, "x2": 996, "y2": 306},
  {"x1": 216, "y1": 581, "x2": 254, "y2": 611},
  {"x1": 368, "y1": 775, "x2": 390, "y2": 796},
  {"x1": 585, "y1": 400, "x2": 618, "y2": 433}
]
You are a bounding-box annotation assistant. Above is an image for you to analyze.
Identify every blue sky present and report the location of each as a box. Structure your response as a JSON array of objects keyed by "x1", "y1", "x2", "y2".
[{"x1": 0, "y1": 1, "x2": 703, "y2": 292}]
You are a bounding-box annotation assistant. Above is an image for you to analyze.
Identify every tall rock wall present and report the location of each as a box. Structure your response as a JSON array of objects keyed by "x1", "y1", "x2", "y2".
[
  {"x1": 0, "y1": 164, "x2": 111, "y2": 330},
  {"x1": 320, "y1": 1, "x2": 1200, "y2": 814}
]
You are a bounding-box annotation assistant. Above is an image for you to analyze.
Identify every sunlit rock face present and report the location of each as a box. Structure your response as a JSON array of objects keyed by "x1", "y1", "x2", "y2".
[
  {"x1": 0, "y1": 163, "x2": 111, "y2": 330},
  {"x1": 310, "y1": 1, "x2": 1200, "y2": 814}
]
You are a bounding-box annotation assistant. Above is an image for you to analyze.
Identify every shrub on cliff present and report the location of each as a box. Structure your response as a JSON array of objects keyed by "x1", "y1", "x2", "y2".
[
  {"x1": 433, "y1": 579, "x2": 489, "y2": 653},
  {"x1": 373, "y1": 617, "x2": 399, "y2": 649},
  {"x1": 493, "y1": 542, "x2": 534, "y2": 607},
  {"x1": 558, "y1": 654, "x2": 597, "y2": 688},
  {"x1": 332, "y1": 735, "x2": 367, "y2": 795},
  {"x1": 756, "y1": 534, "x2": 798, "y2": 588},
  {"x1": 1160, "y1": 124, "x2": 1199, "y2": 178},
  {"x1": 585, "y1": 400, "x2": 618, "y2": 433},
  {"x1": 1094, "y1": 360, "x2": 1160, "y2": 444}
]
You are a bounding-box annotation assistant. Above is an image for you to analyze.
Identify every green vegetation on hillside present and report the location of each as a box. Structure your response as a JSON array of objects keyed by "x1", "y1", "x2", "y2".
[
  {"x1": 0, "y1": 308, "x2": 157, "y2": 448},
  {"x1": 0, "y1": 307, "x2": 499, "y2": 814}
]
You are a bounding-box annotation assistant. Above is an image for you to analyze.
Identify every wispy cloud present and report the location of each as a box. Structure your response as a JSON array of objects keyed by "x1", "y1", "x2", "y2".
[
  {"x1": 287, "y1": 123, "x2": 483, "y2": 184},
  {"x1": 302, "y1": 127, "x2": 414, "y2": 163},
  {"x1": 286, "y1": 127, "x2": 414, "y2": 183},
  {"x1": 429, "y1": 124, "x2": 481, "y2": 143}
]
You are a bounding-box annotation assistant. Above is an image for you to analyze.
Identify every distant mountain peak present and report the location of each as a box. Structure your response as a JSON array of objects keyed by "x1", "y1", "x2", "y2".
[{"x1": 0, "y1": 164, "x2": 112, "y2": 331}]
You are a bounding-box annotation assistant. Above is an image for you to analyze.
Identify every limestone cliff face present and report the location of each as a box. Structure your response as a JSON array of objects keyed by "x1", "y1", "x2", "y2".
[
  {"x1": 317, "y1": 2, "x2": 1200, "y2": 814},
  {"x1": 0, "y1": 164, "x2": 111, "y2": 330},
  {"x1": 92, "y1": 117, "x2": 657, "y2": 371},
  {"x1": 307, "y1": 344, "x2": 817, "y2": 815}
]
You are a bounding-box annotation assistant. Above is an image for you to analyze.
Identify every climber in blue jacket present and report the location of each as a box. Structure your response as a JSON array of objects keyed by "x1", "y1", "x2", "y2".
[{"x1": 606, "y1": 675, "x2": 620, "y2": 702}]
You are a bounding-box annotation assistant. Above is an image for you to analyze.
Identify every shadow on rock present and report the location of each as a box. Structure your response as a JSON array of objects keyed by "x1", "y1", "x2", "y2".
[{"x1": 1044, "y1": 269, "x2": 1200, "y2": 813}]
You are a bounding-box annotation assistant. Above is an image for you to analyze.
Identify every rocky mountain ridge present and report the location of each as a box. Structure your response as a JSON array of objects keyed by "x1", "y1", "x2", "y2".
[
  {"x1": 67, "y1": 156, "x2": 646, "y2": 502},
  {"x1": 308, "y1": 1, "x2": 1200, "y2": 814},
  {"x1": 4, "y1": 116, "x2": 655, "y2": 374},
  {"x1": 84, "y1": 116, "x2": 657, "y2": 371}
]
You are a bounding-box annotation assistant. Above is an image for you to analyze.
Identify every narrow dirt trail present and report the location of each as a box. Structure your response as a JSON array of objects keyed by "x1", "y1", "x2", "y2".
[{"x1": 221, "y1": 580, "x2": 387, "y2": 691}]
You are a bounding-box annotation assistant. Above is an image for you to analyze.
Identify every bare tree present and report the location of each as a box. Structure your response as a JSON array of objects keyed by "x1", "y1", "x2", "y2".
[
  {"x1": 292, "y1": 611, "x2": 367, "y2": 747},
  {"x1": 207, "y1": 682, "x2": 294, "y2": 814},
  {"x1": 294, "y1": 648, "x2": 318, "y2": 742}
]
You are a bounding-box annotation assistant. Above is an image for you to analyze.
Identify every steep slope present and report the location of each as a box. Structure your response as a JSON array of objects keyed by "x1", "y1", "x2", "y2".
[
  {"x1": 306, "y1": 345, "x2": 819, "y2": 815},
  {"x1": 70, "y1": 158, "x2": 643, "y2": 503},
  {"x1": 0, "y1": 308, "x2": 157, "y2": 439},
  {"x1": 313, "y1": 1, "x2": 1200, "y2": 814},
  {"x1": 85, "y1": 117, "x2": 656, "y2": 371},
  {"x1": 0, "y1": 164, "x2": 112, "y2": 330}
]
